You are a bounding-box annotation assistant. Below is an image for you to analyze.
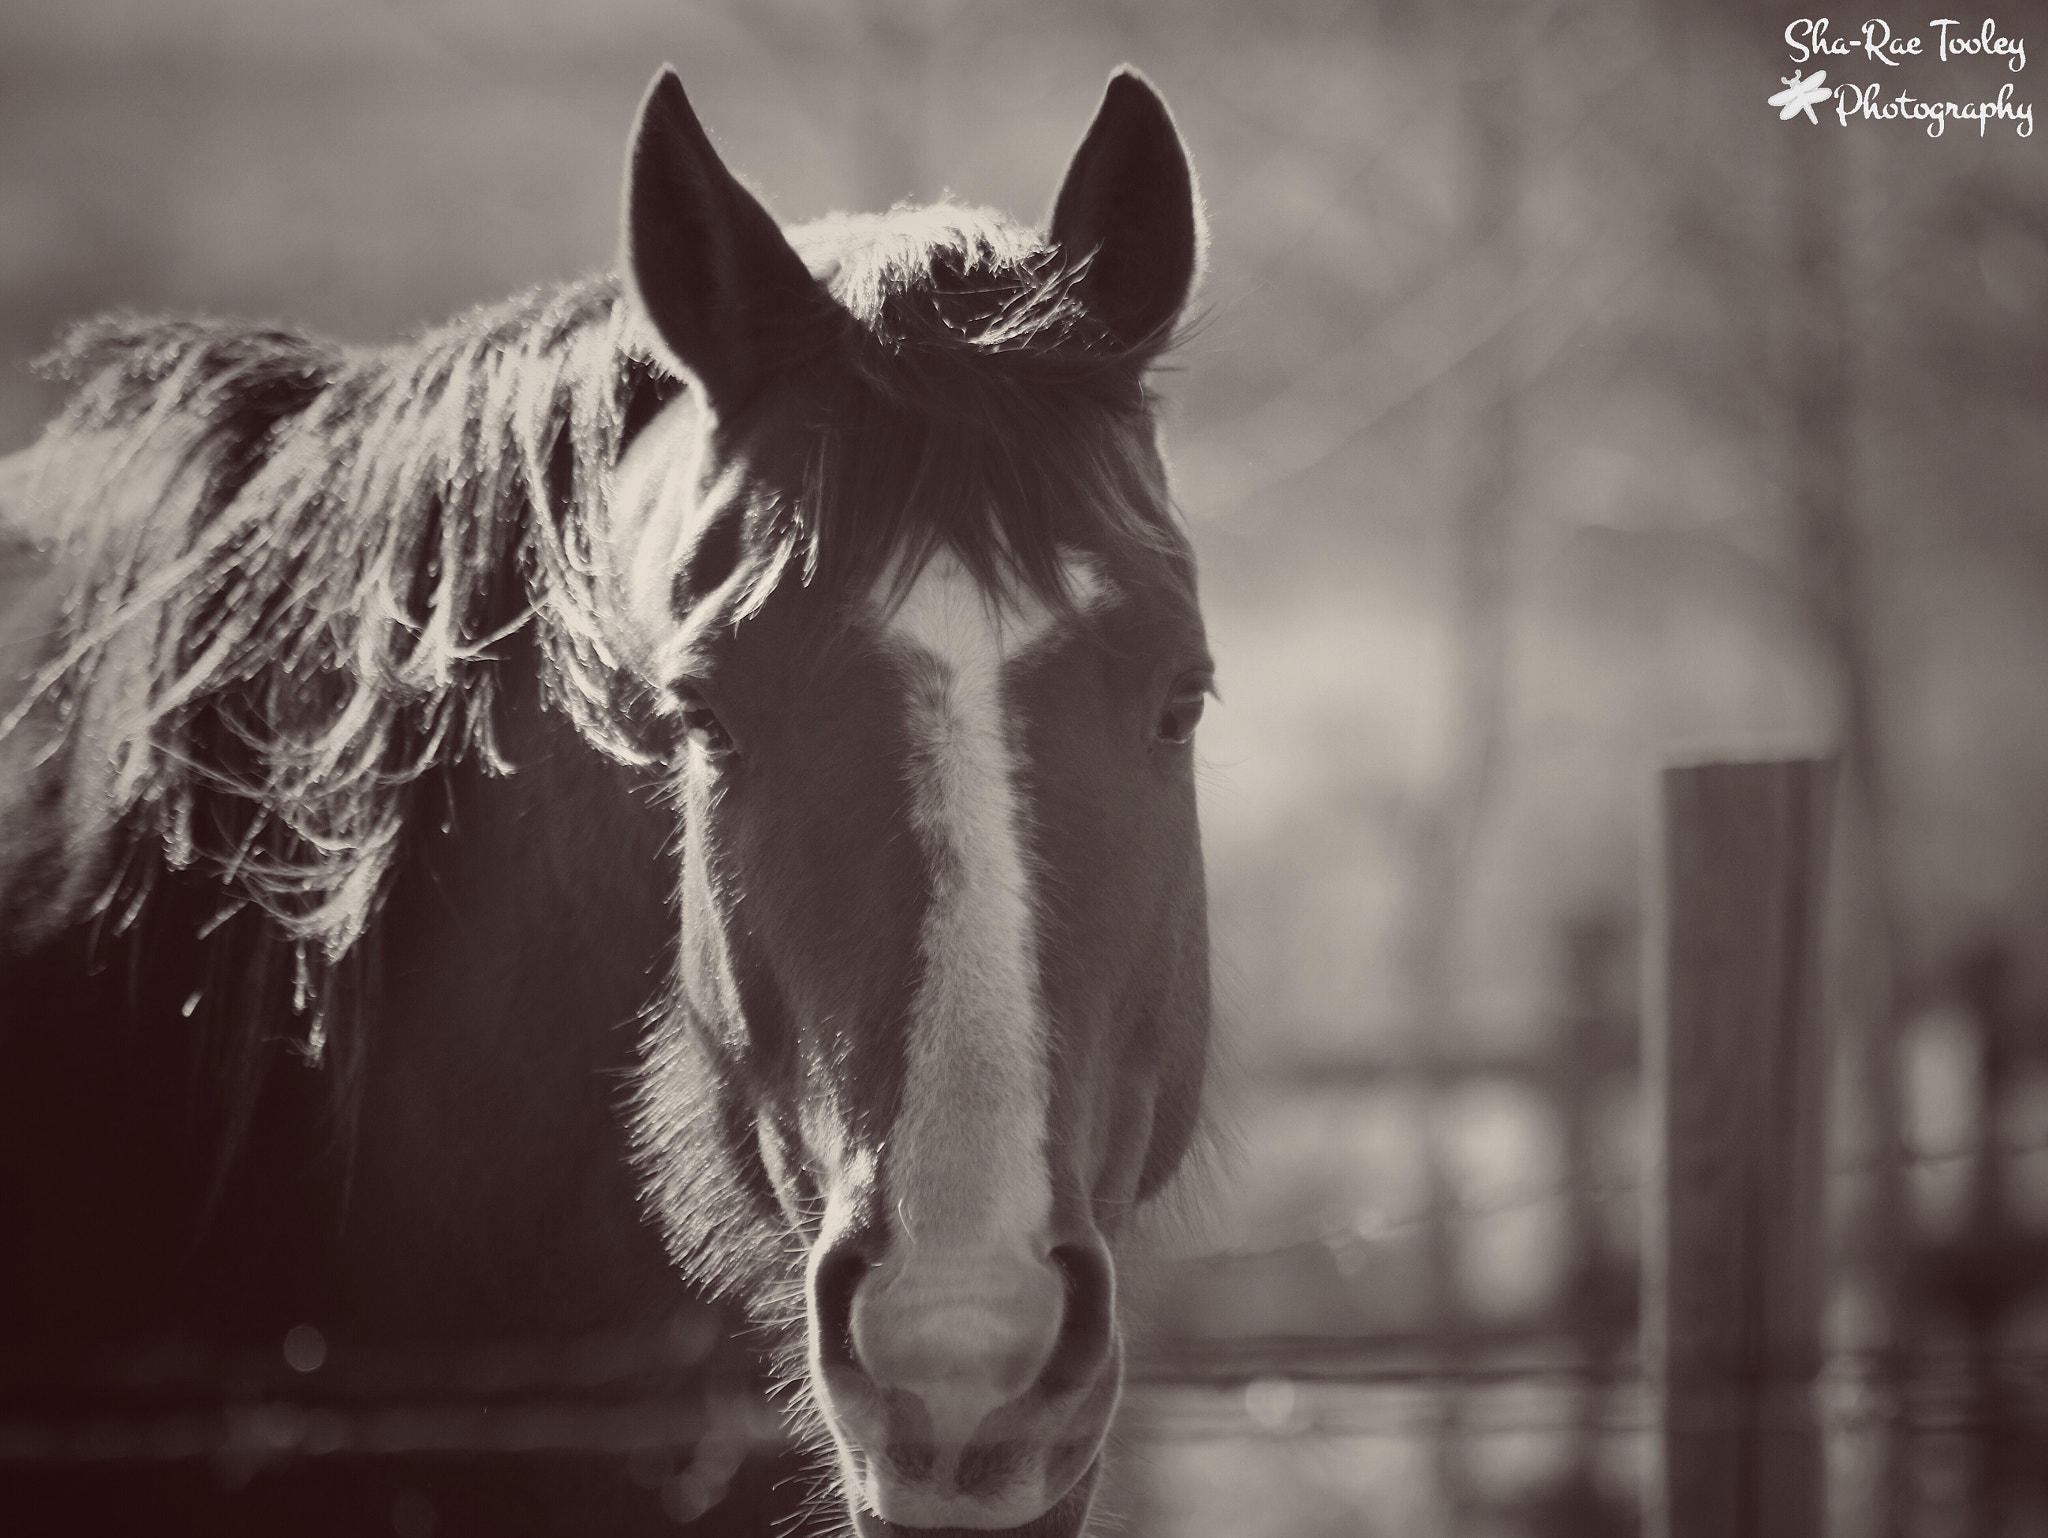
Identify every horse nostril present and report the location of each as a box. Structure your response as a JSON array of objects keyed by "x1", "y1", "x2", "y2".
[
  {"x1": 1039, "y1": 1243, "x2": 1114, "y2": 1397},
  {"x1": 812, "y1": 1245, "x2": 869, "y2": 1371}
]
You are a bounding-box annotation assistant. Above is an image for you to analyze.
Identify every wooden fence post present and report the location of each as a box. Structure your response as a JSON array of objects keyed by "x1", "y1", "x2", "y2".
[{"x1": 1646, "y1": 759, "x2": 1835, "y2": 1538}]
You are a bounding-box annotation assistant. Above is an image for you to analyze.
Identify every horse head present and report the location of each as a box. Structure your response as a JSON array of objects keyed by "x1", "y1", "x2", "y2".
[{"x1": 610, "y1": 67, "x2": 1211, "y2": 1537}]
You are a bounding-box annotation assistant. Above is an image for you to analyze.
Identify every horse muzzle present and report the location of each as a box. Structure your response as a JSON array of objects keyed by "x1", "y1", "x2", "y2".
[
  {"x1": 848, "y1": 1465, "x2": 1103, "y2": 1538},
  {"x1": 810, "y1": 1234, "x2": 1121, "y2": 1535}
]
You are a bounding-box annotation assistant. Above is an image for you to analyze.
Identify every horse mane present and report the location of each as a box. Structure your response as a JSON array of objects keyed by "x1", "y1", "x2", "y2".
[
  {"x1": 6, "y1": 203, "x2": 1185, "y2": 1073},
  {"x1": 11, "y1": 276, "x2": 665, "y2": 1048}
]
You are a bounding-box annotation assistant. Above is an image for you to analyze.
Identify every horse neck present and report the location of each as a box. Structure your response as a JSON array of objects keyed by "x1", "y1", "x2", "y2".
[{"x1": 297, "y1": 656, "x2": 686, "y2": 1333}]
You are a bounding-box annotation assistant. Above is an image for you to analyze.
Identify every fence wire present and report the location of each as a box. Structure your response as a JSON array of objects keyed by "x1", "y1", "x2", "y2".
[
  {"x1": 1174, "y1": 1131, "x2": 2048, "y2": 1267},
  {"x1": 5, "y1": 1341, "x2": 2046, "y2": 1462}
]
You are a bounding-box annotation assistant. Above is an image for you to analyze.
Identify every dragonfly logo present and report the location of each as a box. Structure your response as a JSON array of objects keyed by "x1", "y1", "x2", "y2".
[{"x1": 1770, "y1": 69, "x2": 1835, "y2": 123}]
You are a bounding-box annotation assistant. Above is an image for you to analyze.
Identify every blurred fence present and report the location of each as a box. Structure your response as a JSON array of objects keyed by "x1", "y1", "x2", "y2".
[{"x1": 1122, "y1": 762, "x2": 2048, "y2": 1538}]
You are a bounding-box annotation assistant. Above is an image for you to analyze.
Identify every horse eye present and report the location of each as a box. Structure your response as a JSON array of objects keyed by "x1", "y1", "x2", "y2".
[
  {"x1": 1156, "y1": 690, "x2": 1207, "y2": 745},
  {"x1": 673, "y1": 687, "x2": 734, "y2": 755}
]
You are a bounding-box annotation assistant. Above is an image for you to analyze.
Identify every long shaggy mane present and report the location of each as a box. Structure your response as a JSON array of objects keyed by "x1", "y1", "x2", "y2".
[{"x1": 8, "y1": 275, "x2": 669, "y2": 1049}]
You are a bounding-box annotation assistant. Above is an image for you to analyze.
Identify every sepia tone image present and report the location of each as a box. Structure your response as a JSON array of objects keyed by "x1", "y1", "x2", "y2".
[{"x1": 1, "y1": 2, "x2": 2044, "y2": 1535}]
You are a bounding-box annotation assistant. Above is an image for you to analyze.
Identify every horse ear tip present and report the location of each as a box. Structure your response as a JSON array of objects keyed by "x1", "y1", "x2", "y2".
[
  {"x1": 1104, "y1": 65, "x2": 1170, "y2": 115},
  {"x1": 637, "y1": 66, "x2": 692, "y2": 128}
]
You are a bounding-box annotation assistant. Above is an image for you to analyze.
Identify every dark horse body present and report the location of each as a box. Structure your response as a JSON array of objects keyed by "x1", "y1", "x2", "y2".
[
  {"x1": 0, "y1": 67, "x2": 1211, "y2": 1538},
  {"x1": 0, "y1": 324, "x2": 765, "y2": 1534}
]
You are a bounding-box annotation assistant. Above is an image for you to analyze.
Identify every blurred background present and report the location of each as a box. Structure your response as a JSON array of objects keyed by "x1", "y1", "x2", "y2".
[{"x1": 3, "y1": 1, "x2": 2046, "y2": 1534}]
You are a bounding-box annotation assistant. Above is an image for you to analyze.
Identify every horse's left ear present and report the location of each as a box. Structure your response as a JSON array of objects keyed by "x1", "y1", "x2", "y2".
[
  {"x1": 623, "y1": 67, "x2": 828, "y2": 411},
  {"x1": 1047, "y1": 68, "x2": 1206, "y2": 352}
]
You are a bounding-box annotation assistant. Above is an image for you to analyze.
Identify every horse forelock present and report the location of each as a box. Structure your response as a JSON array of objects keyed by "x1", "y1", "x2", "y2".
[{"x1": 770, "y1": 204, "x2": 1191, "y2": 625}]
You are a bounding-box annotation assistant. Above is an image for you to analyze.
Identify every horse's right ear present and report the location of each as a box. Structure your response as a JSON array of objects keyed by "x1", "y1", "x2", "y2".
[{"x1": 623, "y1": 68, "x2": 826, "y2": 412}]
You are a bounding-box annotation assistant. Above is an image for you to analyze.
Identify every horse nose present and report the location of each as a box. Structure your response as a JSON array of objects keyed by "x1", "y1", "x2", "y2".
[
  {"x1": 852, "y1": 1247, "x2": 1061, "y2": 1431},
  {"x1": 810, "y1": 1235, "x2": 1118, "y2": 1525}
]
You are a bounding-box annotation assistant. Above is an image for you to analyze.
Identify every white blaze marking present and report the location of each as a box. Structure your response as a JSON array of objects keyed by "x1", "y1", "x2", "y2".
[{"x1": 879, "y1": 551, "x2": 1105, "y2": 1251}]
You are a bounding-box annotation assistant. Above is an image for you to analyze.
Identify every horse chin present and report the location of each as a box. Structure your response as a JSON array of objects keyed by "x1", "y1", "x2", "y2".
[{"x1": 846, "y1": 1457, "x2": 1101, "y2": 1538}]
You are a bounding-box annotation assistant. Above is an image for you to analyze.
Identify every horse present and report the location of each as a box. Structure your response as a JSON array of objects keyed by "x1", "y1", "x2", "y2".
[{"x1": 0, "y1": 64, "x2": 1213, "y2": 1538}]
